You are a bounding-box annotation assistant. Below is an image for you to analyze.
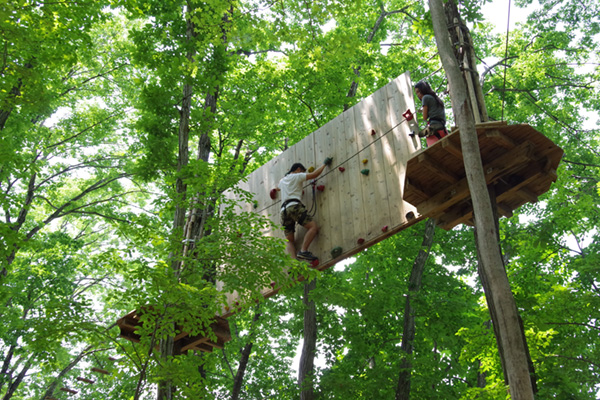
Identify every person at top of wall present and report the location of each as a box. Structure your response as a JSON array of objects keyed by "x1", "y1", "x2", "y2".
[
  {"x1": 413, "y1": 81, "x2": 448, "y2": 145},
  {"x1": 277, "y1": 158, "x2": 332, "y2": 263}
]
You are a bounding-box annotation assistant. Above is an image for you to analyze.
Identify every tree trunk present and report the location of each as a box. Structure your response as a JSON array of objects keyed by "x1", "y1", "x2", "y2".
[
  {"x1": 231, "y1": 308, "x2": 261, "y2": 400},
  {"x1": 40, "y1": 345, "x2": 93, "y2": 400},
  {"x1": 298, "y1": 279, "x2": 317, "y2": 400},
  {"x1": 428, "y1": 1, "x2": 535, "y2": 399},
  {"x1": 395, "y1": 218, "x2": 436, "y2": 400}
]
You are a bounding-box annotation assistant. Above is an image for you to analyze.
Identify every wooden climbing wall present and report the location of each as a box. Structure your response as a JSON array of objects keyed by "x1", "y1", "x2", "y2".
[{"x1": 219, "y1": 72, "x2": 424, "y2": 312}]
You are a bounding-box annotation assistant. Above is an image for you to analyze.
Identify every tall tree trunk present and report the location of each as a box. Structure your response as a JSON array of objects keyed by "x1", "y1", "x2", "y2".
[
  {"x1": 298, "y1": 279, "x2": 317, "y2": 400},
  {"x1": 40, "y1": 345, "x2": 93, "y2": 400},
  {"x1": 231, "y1": 307, "x2": 261, "y2": 400},
  {"x1": 1, "y1": 355, "x2": 33, "y2": 400},
  {"x1": 428, "y1": 1, "x2": 535, "y2": 399},
  {"x1": 395, "y1": 218, "x2": 436, "y2": 400}
]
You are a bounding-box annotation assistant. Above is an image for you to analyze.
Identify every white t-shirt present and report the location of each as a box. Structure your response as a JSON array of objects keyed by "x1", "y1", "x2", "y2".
[{"x1": 278, "y1": 173, "x2": 307, "y2": 204}]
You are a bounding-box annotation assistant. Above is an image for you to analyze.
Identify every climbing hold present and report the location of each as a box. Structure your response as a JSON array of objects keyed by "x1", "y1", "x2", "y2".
[
  {"x1": 403, "y1": 109, "x2": 414, "y2": 121},
  {"x1": 331, "y1": 246, "x2": 343, "y2": 258},
  {"x1": 270, "y1": 281, "x2": 276, "y2": 288},
  {"x1": 371, "y1": 129, "x2": 376, "y2": 136},
  {"x1": 308, "y1": 166, "x2": 315, "y2": 173},
  {"x1": 406, "y1": 211, "x2": 415, "y2": 221},
  {"x1": 362, "y1": 159, "x2": 368, "y2": 164},
  {"x1": 338, "y1": 167, "x2": 345, "y2": 172},
  {"x1": 253, "y1": 201, "x2": 258, "y2": 209},
  {"x1": 324, "y1": 157, "x2": 333, "y2": 166},
  {"x1": 382, "y1": 225, "x2": 389, "y2": 233},
  {"x1": 357, "y1": 238, "x2": 365, "y2": 245},
  {"x1": 269, "y1": 188, "x2": 277, "y2": 200},
  {"x1": 225, "y1": 305, "x2": 230, "y2": 311},
  {"x1": 317, "y1": 185, "x2": 325, "y2": 192},
  {"x1": 311, "y1": 258, "x2": 320, "y2": 268},
  {"x1": 361, "y1": 169, "x2": 370, "y2": 176}
]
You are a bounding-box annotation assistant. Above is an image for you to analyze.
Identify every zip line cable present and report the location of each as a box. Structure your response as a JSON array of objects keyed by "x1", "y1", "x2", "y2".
[{"x1": 501, "y1": 0, "x2": 512, "y2": 121}]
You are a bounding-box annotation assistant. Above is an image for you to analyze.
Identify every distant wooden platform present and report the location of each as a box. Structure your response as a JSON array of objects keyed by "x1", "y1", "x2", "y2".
[
  {"x1": 403, "y1": 121, "x2": 563, "y2": 230},
  {"x1": 116, "y1": 310, "x2": 231, "y2": 355}
]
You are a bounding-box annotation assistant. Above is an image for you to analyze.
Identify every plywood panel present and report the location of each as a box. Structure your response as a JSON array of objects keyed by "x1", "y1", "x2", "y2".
[{"x1": 220, "y1": 71, "x2": 424, "y2": 307}]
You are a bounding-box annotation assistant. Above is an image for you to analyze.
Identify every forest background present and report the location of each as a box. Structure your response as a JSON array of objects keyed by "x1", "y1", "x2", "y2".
[{"x1": 0, "y1": 0, "x2": 599, "y2": 399}]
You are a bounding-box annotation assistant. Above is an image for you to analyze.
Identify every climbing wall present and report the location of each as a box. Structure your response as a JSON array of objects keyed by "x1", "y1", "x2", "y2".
[{"x1": 219, "y1": 72, "x2": 424, "y2": 311}]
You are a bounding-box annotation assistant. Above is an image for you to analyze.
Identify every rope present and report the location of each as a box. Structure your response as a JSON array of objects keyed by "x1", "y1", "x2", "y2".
[{"x1": 501, "y1": 0, "x2": 512, "y2": 121}]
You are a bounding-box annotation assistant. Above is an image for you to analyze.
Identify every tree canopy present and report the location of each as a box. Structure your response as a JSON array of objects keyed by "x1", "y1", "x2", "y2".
[{"x1": 0, "y1": 0, "x2": 598, "y2": 399}]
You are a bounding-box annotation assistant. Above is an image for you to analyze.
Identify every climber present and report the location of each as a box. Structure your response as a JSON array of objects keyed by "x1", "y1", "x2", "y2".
[
  {"x1": 277, "y1": 157, "x2": 332, "y2": 262},
  {"x1": 412, "y1": 81, "x2": 448, "y2": 145}
]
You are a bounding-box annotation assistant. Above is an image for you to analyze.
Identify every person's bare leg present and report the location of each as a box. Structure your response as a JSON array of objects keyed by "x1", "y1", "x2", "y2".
[
  {"x1": 286, "y1": 232, "x2": 297, "y2": 258},
  {"x1": 300, "y1": 221, "x2": 319, "y2": 252}
]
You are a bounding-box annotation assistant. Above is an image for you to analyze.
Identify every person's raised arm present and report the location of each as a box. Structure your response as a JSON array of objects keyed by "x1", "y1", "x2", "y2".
[{"x1": 306, "y1": 157, "x2": 332, "y2": 180}]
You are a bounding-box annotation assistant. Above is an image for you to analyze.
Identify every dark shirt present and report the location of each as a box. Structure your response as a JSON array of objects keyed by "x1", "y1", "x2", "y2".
[{"x1": 422, "y1": 94, "x2": 445, "y2": 124}]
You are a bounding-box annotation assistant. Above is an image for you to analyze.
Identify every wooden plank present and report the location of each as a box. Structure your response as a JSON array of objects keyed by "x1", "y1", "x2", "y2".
[
  {"x1": 417, "y1": 153, "x2": 459, "y2": 183},
  {"x1": 355, "y1": 96, "x2": 391, "y2": 241},
  {"x1": 485, "y1": 129, "x2": 517, "y2": 149},
  {"x1": 76, "y1": 377, "x2": 95, "y2": 384},
  {"x1": 385, "y1": 73, "x2": 421, "y2": 225},
  {"x1": 441, "y1": 139, "x2": 463, "y2": 159},
  {"x1": 516, "y1": 187, "x2": 539, "y2": 203},
  {"x1": 342, "y1": 106, "x2": 368, "y2": 251},
  {"x1": 91, "y1": 367, "x2": 110, "y2": 375},
  {"x1": 373, "y1": 82, "x2": 403, "y2": 229},
  {"x1": 317, "y1": 121, "x2": 342, "y2": 261},
  {"x1": 416, "y1": 141, "x2": 535, "y2": 220}
]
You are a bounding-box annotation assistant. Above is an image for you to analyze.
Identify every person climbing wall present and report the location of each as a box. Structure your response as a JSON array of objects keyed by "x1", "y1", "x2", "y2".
[{"x1": 277, "y1": 157, "x2": 332, "y2": 263}]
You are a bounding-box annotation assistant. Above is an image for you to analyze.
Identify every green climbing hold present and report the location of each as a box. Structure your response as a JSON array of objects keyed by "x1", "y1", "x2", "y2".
[
  {"x1": 361, "y1": 169, "x2": 370, "y2": 176},
  {"x1": 331, "y1": 246, "x2": 343, "y2": 258}
]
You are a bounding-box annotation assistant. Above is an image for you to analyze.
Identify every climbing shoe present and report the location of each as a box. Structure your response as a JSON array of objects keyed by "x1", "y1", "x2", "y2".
[{"x1": 297, "y1": 251, "x2": 318, "y2": 262}]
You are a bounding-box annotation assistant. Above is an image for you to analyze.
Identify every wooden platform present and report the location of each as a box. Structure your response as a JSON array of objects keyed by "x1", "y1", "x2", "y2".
[
  {"x1": 116, "y1": 310, "x2": 231, "y2": 355},
  {"x1": 403, "y1": 121, "x2": 563, "y2": 230}
]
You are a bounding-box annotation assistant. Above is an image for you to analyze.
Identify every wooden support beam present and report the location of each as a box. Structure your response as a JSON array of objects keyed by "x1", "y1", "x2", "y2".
[
  {"x1": 60, "y1": 388, "x2": 78, "y2": 395},
  {"x1": 517, "y1": 187, "x2": 539, "y2": 203},
  {"x1": 417, "y1": 153, "x2": 459, "y2": 183},
  {"x1": 441, "y1": 139, "x2": 463, "y2": 159},
  {"x1": 416, "y1": 141, "x2": 534, "y2": 220},
  {"x1": 76, "y1": 377, "x2": 95, "y2": 384},
  {"x1": 91, "y1": 367, "x2": 110, "y2": 375},
  {"x1": 485, "y1": 129, "x2": 517, "y2": 149},
  {"x1": 497, "y1": 202, "x2": 514, "y2": 218},
  {"x1": 405, "y1": 180, "x2": 431, "y2": 201}
]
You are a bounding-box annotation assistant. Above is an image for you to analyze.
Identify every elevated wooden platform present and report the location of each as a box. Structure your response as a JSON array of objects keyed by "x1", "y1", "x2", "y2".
[
  {"x1": 403, "y1": 121, "x2": 563, "y2": 230},
  {"x1": 116, "y1": 310, "x2": 231, "y2": 355}
]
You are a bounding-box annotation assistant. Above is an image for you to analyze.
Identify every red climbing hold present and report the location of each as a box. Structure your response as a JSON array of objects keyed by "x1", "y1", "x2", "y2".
[
  {"x1": 371, "y1": 129, "x2": 376, "y2": 136},
  {"x1": 382, "y1": 225, "x2": 389, "y2": 232},
  {"x1": 317, "y1": 185, "x2": 325, "y2": 191},
  {"x1": 269, "y1": 188, "x2": 277, "y2": 200},
  {"x1": 339, "y1": 167, "x2": 345, "y2": 172},
  {"x1": 357, "y1": 238, "x2": 365, "y2": 245},
  {"x1": 403, "y1": 109, "x2": 414, "y2": 121},
  {"x1": 270, "y1": 281, "x2": 276, "y2": 288},
  {"x1": 311, "y1": 258, "x2": 320, "y2": 268}
]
